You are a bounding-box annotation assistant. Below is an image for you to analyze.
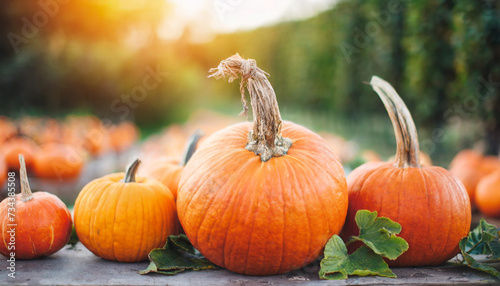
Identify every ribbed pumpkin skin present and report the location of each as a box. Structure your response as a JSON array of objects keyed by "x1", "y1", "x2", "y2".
[
  {"x1": 342, "y1": 161, "x2": 471, "y2": 267},
  {"x1": 0, "y1": 192, "x2": 72, "y2": 259},
  {"x1": 476, "y1": 170, "x2": 500, "y2": 217},
  {"x1": 177, "y1": 121, "x2": 348, "y2": 275},
  {"x1": 74, "y1": 174, "x2": 177, "y2": 262}
]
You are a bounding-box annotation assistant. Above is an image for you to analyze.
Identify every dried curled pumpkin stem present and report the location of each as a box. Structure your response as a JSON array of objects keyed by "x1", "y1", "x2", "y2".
[
  {"x1": 124, "y1": 158, "x2": 141, "y2": 183},
  {"x1": 19, "y1": 154, "x2": 34, "y2": 202},
  {"x1": 208, "y1": 54, "x2": 292, "y2": 162},
  {"x1": 370, "y1": 76, "x2": 420, "y2": 168},
  {"x1": 180, "y1": 129, "x2": 204, "y2": 166}
]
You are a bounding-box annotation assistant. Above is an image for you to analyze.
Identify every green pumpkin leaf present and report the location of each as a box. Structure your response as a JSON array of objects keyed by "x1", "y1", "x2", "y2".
[
  {"x1": 458, "y1": 219, "x2": 500, "y2": 279},
  {"x1": 351, "y1": 210, "x2": 409, "y2": 260},
  {"x1": 464, "y1": 219, "x2": 499, "y2": 256},
  {"x1": 139, "y1": 234, "x2": 219, "y2": 275},
  {"x1": 67, "y1": 225, "x2": 79, "y2": 249},
  {"x1": 319, "y1": 235, "x2": 396, "y2": 280},
  {"x1": 459, "y1": 237, "x2": 500, "y2": 279}
]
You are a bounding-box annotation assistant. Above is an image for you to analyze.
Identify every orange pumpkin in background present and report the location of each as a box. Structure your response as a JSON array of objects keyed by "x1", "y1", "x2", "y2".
[
  {"x1": 2, "y1": 137, "x2": 39, "y2": 170},
  {"x1": 36, "y1": 118, "x2": 63, "y2": 144},
  {"x1": 74, "y1": 115, "x2": 111, "y2": 157},
  {"x1": 0, "y1": 155, "x2": 73, "y2": 259},
  {"x1": 33, "y1": 143, "x2": 84, "y2": 180},
  {"x1": 476, "y1": 170, "x2": 500, "y2": 217},
  {"x1": 108, "y1": 121, "x2": 140, "y2": 153},
  {"x1": 0, "y1": 154, "x2": 6, "y2": 188},
  {"x1": 479, "y1": 155, "x2": 500, "y2": 175},
  {"x1": 341, "y1": 76, "x2": 471, "y2": 267},
  {"x1": 0, "y1": 117, "x2": 16, "y2": 144},
  {"x1": 177, "y1": 55, "x2": 348, "y2": 275},
  {"x1": 449, "y1": 150, "x2": 500, "y2": 204},
  {"x1": 139, "y1": 130, "x2": 203, "y2": 200},
  {"x1": 74, "y1": 159, "x2": 178, "y2": 262}
]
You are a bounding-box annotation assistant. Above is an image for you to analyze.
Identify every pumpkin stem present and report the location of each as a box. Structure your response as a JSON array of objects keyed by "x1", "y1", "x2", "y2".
[
  {"x1": 180, "y1": 129, "x2": 204, "y2": 166},
  {"x1": 208, "y1": 54, "x2": 292, "y2": 162},
  {"x1": 370, "y1": 76, "x2": 421, "y2": 168},
  {"x1": 19, "y1": 154, "x2": 34, "y2": 202},
  {"x1": 124, "y1": 158, "x2": 141, "y2": 183}
]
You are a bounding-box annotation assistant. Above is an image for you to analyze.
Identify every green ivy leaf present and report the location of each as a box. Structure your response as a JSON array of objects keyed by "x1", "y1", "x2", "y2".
[
  {"x1": 319, "y1": 235, "x2": 396, "y2": 280},
  {"x1": 139, "y1": 234, "x2": 220, "y2": 275},
  {"x1": 352, "y1": 210, "x2": 409, "y2": 260}
]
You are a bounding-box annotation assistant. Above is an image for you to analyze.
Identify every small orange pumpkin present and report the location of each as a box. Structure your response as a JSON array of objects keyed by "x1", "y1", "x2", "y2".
[
  {"x1": 0, "y1": 155, "x2": 73, "y2": 259},
  {"x1": 177, "y1": 55, "x2": 348, "y2": 275},
  {"x1": 33, "y1": 143, "x2": 84, "y2": 180},
  {"x1": 341, "y1": 76, "x2": 471, "y2": 267},
  {"x1": 74, "y1": 158, "x2": 177, "y2": 262},
  {"x1": 139, "y1": 130, "x2": 203, "y2": 200},
  {"x1": 476, "y1": 170, "x2": 500, "y2": 217}
]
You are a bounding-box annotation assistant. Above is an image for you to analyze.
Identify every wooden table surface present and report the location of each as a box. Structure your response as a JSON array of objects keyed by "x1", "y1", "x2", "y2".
[{"x1": 1, "y1": 242, "x2": 499, "y2": 286}]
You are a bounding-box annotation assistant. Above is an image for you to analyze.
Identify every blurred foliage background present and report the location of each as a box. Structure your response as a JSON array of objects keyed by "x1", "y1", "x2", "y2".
[{"x1": 0, "y1": 0, "x2": 499, "y2": 166}]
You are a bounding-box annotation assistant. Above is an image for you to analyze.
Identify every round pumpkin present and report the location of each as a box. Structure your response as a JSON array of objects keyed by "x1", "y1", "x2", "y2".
[
  {"x1": 2, "y1": 137, "x2": 39, "y2": 170},
  {"x1": 33, "y1": 143, "x2": 84, "y2": 179},
  {"x1": 74, "y1": 158, "x2": 177, "y2": 262},
  {"x1": 0, "y1": 155, "x2": 72, "y2": 259},
  {"x1": 341, "y1": 76, "x2": 471, "y2": 267},
  {"x1": 476, "y1": 170, "x2": 500, "y2": 217},
  {"x1": 177, "y1": 55, "x2": 348, "y2": 275}
]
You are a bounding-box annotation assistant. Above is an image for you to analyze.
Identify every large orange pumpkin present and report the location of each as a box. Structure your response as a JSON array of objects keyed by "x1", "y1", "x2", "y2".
[
  {"x1": 476, "y1": 170, "x2": 500, "y2": 217},
  {"x1": 341, "y1": 76, "x2": 471, "y2": 267},
  {"x1": 74, "y1": 159, "x2": 177, "y2": 262},
  {"x1": 177, "y1": 55, "x2": 348, "y2": 275},
  {"x1": 0, "y1": 155, "x2": 72, "y2": 259}
]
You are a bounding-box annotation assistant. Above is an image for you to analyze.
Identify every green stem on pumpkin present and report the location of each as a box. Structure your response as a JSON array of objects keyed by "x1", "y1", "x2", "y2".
[
  {"x1": 124, "y1": 158, "x2": 141, "y2": 183},
  {"x1": 180, "y1": 129, "x2": 204, "y2": 166},
  {"x1": 208, "y1": 54, "x2": 292, "y2": 162},
  {"x1": 370, "y1": 76, "x2": 421, "y2": 168},
  {"x1": 19, "y1": 154, "x2": 34, "y2": 202}
]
